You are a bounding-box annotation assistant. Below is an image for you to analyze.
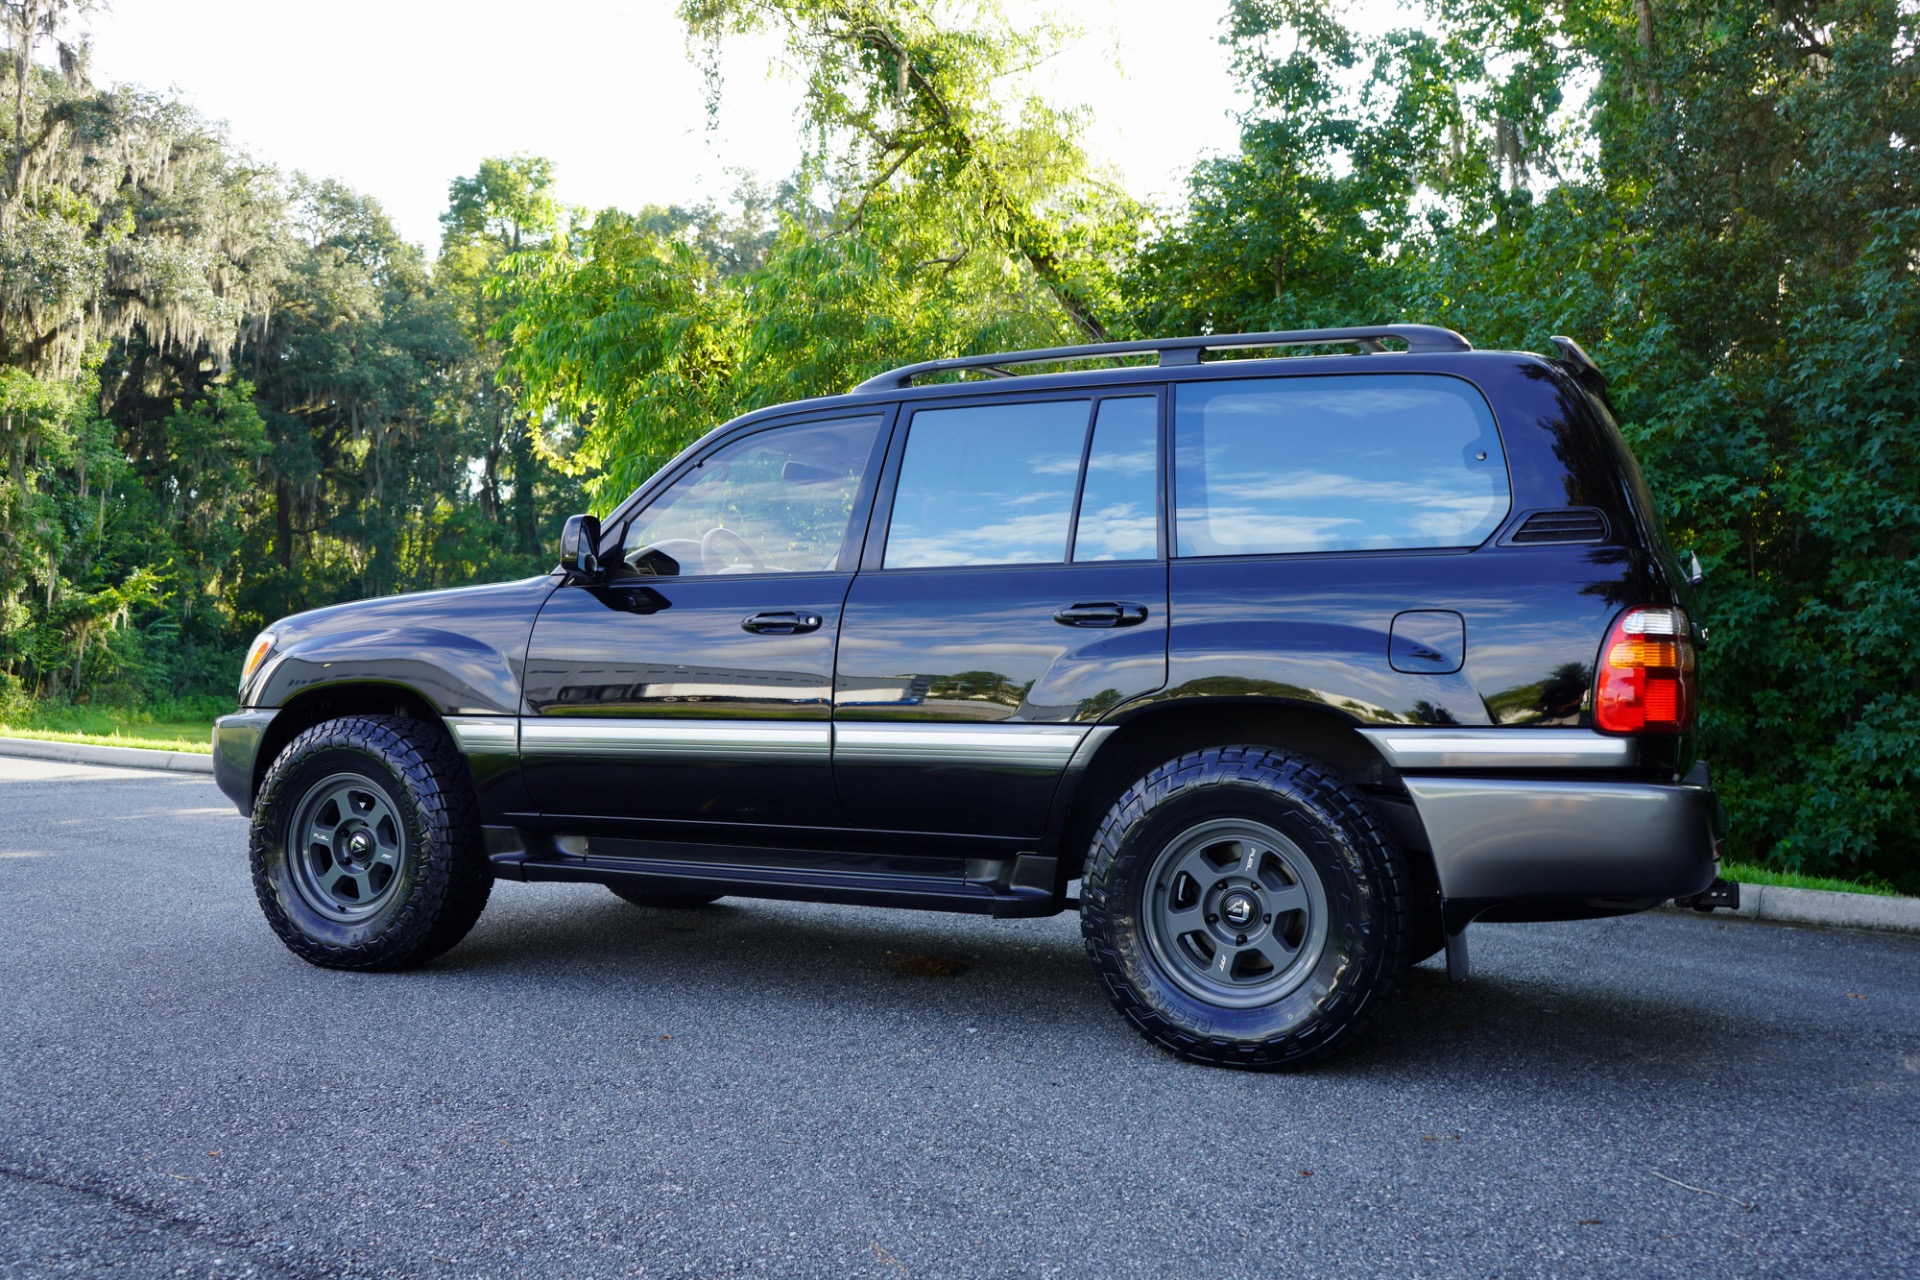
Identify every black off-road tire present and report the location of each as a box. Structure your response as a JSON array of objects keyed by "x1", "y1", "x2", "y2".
[
  {"x1": 1080, "y1": 746, "x2": 1411, "y2": 1069},
  {"x1": 250, "y1": 715, "x2": 491, "y2": 970},
  {"x1": 606, "y1": 884, "x2": 723, "y2": 910}
]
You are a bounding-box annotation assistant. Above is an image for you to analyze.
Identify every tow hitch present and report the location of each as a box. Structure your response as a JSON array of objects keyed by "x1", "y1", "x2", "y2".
[{"x1": 1676, "y1": 878, "x2": 1741, "y2": 913}]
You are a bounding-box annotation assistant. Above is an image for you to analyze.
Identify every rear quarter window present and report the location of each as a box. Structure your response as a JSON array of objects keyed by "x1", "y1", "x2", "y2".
[{"x1": 1172, "y1": 374, "x2": 1510, "y2": 557}]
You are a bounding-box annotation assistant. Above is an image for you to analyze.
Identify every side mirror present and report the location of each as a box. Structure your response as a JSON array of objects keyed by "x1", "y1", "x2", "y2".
[{"x1": 559, "y1": 513, "x2": 603, "y2": 584}]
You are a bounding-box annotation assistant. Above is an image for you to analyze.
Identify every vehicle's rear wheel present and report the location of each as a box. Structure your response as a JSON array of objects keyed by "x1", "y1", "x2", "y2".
[
  {"x1": 250, "y1": 715, "x2": 491, "y2": 970},
  {"x1": 1080, "y1": 746, "x2": 1411, "y2": 1069},
  {"x1": 606, "y1": 884, "x2": 723, "y2": 909}
]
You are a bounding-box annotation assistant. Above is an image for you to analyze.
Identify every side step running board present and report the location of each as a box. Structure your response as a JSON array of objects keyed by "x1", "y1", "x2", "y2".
[{"x1": 486, "y1": 830, "x2": 1064, "y2": 919}]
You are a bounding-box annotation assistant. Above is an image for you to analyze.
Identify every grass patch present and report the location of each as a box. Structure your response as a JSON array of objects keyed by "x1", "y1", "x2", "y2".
[
  {"x1": 0, "y1": 725, "x2": 214, "y2": 753},
  {"x1": 1723, "y1": 860, "x2": 1899, "y2": 898},
  {"x1": 0, "y1": 699, "x2": 221, "y2": 752}
]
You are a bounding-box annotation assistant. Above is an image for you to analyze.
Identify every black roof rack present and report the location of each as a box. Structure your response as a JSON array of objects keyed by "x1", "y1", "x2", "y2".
[{"x1": 851, "y1": 324, "x2": 1472, "y2": 393}]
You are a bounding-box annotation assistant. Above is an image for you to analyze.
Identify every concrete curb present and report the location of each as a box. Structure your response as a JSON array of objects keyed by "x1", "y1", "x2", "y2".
[
  {"x1": 1671, "y1": 883, "x2": 1920, "y2": 936},
  {"x1": 0, "y1": 734, "x2": 214, "y2": 774}
]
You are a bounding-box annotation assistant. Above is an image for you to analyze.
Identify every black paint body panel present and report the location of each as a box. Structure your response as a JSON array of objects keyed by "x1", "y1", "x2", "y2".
[
  {"x1": 1162, "y1": 545, "x2": 1645, "y2": 730},
  {"x1": 521, "y1": 574, "x2": 852, "y2": 826},
  {"x1": 247, "y1": 575, "x2": 557, "y2": 716},
  {"x1": 212, "y1": 709, "x2": 276, "y2": 814},
  {"x1": 833, "y1": 561, "x2": 1167, "y2": 837}
]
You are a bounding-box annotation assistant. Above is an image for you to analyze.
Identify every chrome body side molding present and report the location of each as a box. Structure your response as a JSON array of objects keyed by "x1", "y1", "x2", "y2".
[
  {"x1": 1358, "y1": 727, "x2": 1635, "y2": 771},
  {"x1": 519, "y1": 718, "x2": 831, "y2": 763},
  {"x1": 832, "y1": 722, "x2": 1092, "y2": 772},
  {"x1": 445, "y1": 715, "x2": 519, "y2": 756},
  {"x1": 490, "y1": 717, "x2": 1100, "y2": 772}
]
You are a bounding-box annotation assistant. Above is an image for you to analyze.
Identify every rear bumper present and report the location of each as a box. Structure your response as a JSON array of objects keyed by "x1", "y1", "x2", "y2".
[
  {"x1": 1404, "y1": 776, "x2": 1721, "y2": 903},
  {"x1": 213, "y1": 709, "x2": 277, "y2": 817}
]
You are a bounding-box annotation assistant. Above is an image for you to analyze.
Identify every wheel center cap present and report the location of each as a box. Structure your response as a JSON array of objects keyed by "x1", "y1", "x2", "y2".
[
  {"x1": 1221, "y1": 891, "x2": 1258, "y2": 929},
  {"x1": 347, "y1": 831, "x2": 374, "y2": 860}
]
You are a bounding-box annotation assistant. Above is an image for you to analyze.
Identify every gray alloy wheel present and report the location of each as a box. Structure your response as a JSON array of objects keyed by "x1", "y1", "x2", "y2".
[
  {"x1": 1143, "y1": 817, "x2": 1330, "y2": 1009},
  {"x1": 287, "y1": 772, "x2": 409, "y2": 923}
]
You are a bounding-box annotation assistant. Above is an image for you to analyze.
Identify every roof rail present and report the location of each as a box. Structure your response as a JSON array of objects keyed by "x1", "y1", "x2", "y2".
[
  {"x1": 851, "y1": 324, "x2": 1472, "y2": 393},
  {"x1": 1549, "y1": 335, "x2": 1604, "y2": 386}
]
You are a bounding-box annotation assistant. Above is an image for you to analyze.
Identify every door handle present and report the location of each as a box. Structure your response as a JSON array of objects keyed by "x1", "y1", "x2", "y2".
[
  {"x1": 1053, "y1": 601, "x2": 1149, "y2": 628},
  {"x1": 741, "y1": 610, "x2": 823, "y2": 635}
]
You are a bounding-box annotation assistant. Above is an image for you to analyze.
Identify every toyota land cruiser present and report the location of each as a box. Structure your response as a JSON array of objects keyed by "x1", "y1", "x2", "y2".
[{"x1": 215, "y1": 324, "x2": 1728, "y2": 1068}]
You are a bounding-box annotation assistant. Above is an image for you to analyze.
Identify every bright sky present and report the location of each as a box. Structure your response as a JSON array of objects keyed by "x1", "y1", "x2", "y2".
[{"x1": 75, "y1": 0, "x2": 1399, "y2": 253}]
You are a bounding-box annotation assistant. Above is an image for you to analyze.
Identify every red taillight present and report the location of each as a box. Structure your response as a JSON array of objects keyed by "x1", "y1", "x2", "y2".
[{"x1": 1594, "y1": 607, "x2": 1696, "y2": 734}]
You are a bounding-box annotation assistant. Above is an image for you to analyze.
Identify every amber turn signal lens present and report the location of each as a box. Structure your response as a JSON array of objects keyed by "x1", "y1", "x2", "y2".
[
  {"x1": 1606, "y1": 639, "x2": 1685, "y2": 669},
  {"x1": 240, "y1": 631, "x2": 276, "y2": 686},
  {"x1": 1595, "y1": 607, "x2": 1695, "y2": 734}
]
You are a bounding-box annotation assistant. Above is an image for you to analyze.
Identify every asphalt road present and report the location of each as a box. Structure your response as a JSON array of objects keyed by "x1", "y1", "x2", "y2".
[{"x1": 2, "y1": 755, "x2": 1916, "y2": 1280}]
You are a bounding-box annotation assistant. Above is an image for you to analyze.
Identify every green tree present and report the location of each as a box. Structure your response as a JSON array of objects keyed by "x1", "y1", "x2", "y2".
[
  {"x1": 2, "y1": 2, "x2": 279, "y2": 699},
  {"x1": 155, "y1": 381, "x2": 268, "y2": 626},
  {"x1": 682, "y1": 0, "x2": 1133, "y2": 339},
  {"x1": 436, "y1": 154, "x2": 579, "y2": 556},
  {"x1": 506, "y1": 0, "x2": 1138, "y2": 513},
  {"x1": 504, "y1": 209, "x2": 744, "y2": 506}
]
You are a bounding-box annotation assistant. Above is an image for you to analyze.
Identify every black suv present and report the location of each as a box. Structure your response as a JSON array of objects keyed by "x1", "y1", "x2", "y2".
[{"x1": 214, "y1": 325, "x2": 1725, "y2": 1068}]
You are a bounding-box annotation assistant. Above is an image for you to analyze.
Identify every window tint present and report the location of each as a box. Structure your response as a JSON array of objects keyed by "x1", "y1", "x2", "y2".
[
  {"x1": 885, "y1": 400, "x2": 1091, "y2": 568},
  {"x1": 621, "y1": 415, "x2": 881, "y2": 576},
  {"x1": 1073, "y1": 397, "x2": 1158, "y2": 561},
  {"x1": 1173, "y1": 375, "x2": 1509, "y2": 557}
]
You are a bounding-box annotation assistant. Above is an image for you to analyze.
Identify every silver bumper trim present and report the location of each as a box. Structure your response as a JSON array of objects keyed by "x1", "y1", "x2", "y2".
[{"x1": 1404, "y1": 776, "x2": 1718, "y2": 901}]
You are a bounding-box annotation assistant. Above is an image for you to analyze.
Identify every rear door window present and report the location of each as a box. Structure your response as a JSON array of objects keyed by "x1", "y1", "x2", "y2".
[
  {"x1": 883, "y1": 400, "x2": 1092, "y2": 568},
  {"x1": 1172, "y1": 374, "x2": 1509, "y2": 557}
]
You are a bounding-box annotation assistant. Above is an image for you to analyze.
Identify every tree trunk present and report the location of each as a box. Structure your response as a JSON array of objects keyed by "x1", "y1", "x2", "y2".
[
  {"x1": 1634, "y1": 0, "x2": 1662, "y2": 106},
  {"x1": 3, "y1": 0, "x2": 55, "y2": 220},
  {"x1": 510, "y1": 429, "x2": 539, "y2": 556},
  {"x1": 275, "y1": 477, "x2": 294, "y2": 570},
  {"x1": 69, "y1": 619, "x2": 87, "y2": 692},
  {"x1": 481, "y1": 395, "x2": 504, "y2": 524}
]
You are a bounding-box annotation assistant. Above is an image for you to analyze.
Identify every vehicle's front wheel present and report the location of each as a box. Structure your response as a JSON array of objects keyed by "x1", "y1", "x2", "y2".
[
  {"x1": 1080, "y1": 746, "x2": 1411, "y2": 1069},
  {"x1": 250, "y1": 715, "x2": 491, "y2": 970}
]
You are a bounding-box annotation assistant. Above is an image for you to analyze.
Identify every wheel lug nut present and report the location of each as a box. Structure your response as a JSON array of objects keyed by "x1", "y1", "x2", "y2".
[
  {"x1": 1263, "y1": 913, "x2": 1272, "y2": 923},
  {"x1": 1206, "y1": 914, "x2": 1219, "y2": 925},
  {"x1": 1236, "y1": 933, "x2": 1247, "y2": 945}
]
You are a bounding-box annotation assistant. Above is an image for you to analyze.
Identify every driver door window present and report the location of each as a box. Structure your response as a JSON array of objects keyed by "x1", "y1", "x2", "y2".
[{"x1": 620, "y1": 416, "x2": 884, "y2": 576}]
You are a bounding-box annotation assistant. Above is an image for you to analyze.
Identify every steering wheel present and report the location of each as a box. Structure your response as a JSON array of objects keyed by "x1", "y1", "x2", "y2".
[{"x1": 700, "y1": 525, "x2": 766, "y2": 573}]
